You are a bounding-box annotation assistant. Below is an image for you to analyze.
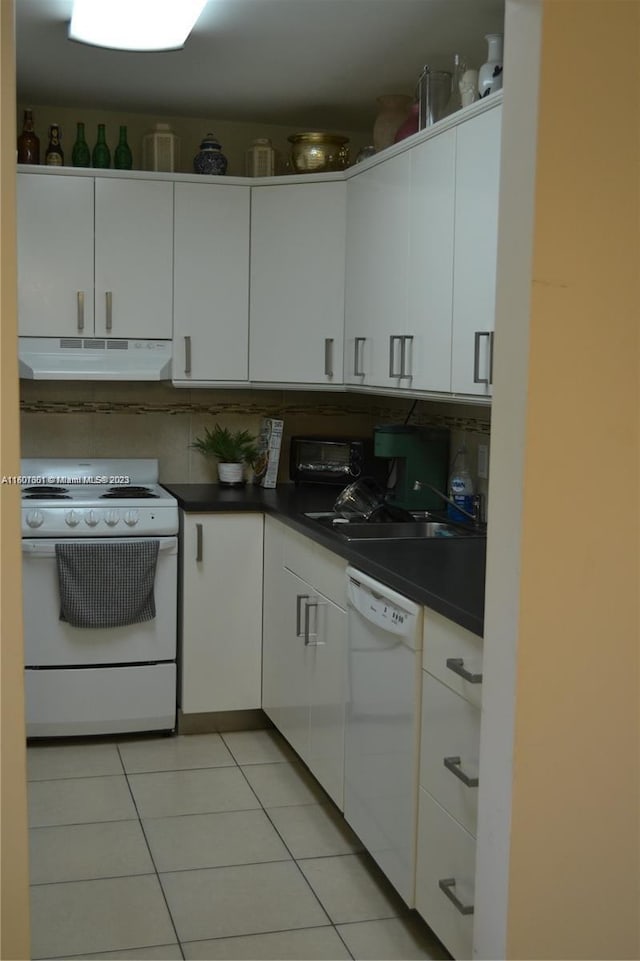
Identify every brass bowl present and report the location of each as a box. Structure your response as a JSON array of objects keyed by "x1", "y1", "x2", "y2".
[{"x1": 288, "y1": 132, "x2": 350, "y2": 173}]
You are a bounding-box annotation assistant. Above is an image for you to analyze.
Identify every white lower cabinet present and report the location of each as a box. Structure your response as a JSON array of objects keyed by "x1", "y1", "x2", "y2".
[
  {"x1": 262, "y1": 517, "x2": 347, "y2": 808},
  {"x1": 416, "y1": 607, "x2": 483, "y2": 958},
  {"x1": 180, "y1": 513, "x2": 263, "y2": 715},
  {"x1": 416, "y1": 788, "x2": 476, "y2": 960}
]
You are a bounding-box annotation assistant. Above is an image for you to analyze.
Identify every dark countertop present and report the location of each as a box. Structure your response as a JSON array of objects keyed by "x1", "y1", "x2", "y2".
[{"x1": 163, "y1": 483, "x2": 486, "y2": 637}]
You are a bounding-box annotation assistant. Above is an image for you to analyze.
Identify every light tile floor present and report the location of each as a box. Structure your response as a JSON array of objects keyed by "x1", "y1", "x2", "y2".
[{"x1": 27, "y1": 729, "x2": 451, "y2": 961}]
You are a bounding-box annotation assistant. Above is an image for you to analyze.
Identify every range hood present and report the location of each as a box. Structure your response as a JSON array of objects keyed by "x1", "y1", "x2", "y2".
[{"x1": 19, "y1": 337, "x2": 173, "y2": 381}]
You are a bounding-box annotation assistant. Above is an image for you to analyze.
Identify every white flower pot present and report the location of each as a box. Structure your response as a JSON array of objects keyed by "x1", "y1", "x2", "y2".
[{"x1": 217, "y1": 462, "x2": 244, "y2": 486}]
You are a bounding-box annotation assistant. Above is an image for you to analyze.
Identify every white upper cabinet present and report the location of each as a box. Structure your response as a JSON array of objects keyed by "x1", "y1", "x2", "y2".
[
  {"x1": 173, "y1": 181, "x2": 250, "y2": 384},
  {"x1": 451, "y1": 105, "x2": 502, "y2": 396},
  {"x1": 17, "y1": 174, "x2": 95, "y2": 337},
  {"x1": 407, "y1": 129, "x2": 456, "y2": 393},
  {"x1": 17, "y1": 172, "x2": 173, "y2": 340},
  {"x1": 249, "y1": 180, "x2": 346, "y2": 385},
  {"x1": 344, "y1": 152, "x2": 411, "y2": 388},
  {"x1": 93, "y1": 178, "x2": 173, "y2": 338}
]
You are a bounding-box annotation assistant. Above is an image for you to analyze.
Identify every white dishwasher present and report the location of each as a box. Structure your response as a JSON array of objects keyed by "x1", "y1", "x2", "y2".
[{"x1": 344, "y1": 566, "x2": 423, "y2": 906}]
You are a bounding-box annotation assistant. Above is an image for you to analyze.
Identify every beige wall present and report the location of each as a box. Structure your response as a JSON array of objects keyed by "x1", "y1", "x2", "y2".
[
  {"x1": 17, "y1": 102, "x2": 371, "y2": 177},
  {"x1": 0, "y1": 0, "x2": 31, "y2": 958},
  {"x1": 503, "y1": 2, "x2": 639, "y2": 957}
]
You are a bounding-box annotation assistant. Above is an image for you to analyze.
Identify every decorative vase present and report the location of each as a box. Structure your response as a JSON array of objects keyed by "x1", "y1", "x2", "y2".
[
  {"x1": 217, "y1": 462, "x2": 244, "y2": 486},
  {"x1": 478, "y1": 33, "x2": 504, "y2": 98},
  {"x1": 393, "y1": 102, "x2": 419, "y2": 143},
  {"x1": 373, "y1": 94, "x2": 412, "y2": 152},
  {"x1": 193, "y1": 133, "x2": 228, "y2": 175}
]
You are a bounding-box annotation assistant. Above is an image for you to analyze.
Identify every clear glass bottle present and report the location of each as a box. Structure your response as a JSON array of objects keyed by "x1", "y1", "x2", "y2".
[
  {"x1": 17, "y1": 108, "x2": 40, "y2": 164},
  {"x1": 71, "y1": 122, "x2": 91, "y2": 167},
  {"x1": 92, "y1": 124, "x2": 111, "y2": 169},
  {"x1": 114, "y1": 125, "x2": 132, "y2": 170},
  {"x1": 446, "y1": 54, "x2": 468, "y2": 115},
  {"x1": 45, "y1": 123, "x2": 64, "y2": 166}
]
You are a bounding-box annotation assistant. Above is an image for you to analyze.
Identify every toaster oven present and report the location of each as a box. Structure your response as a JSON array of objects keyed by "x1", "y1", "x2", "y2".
[{"x1": 289, "y1": 436, "x2": 376, "y2": 486}]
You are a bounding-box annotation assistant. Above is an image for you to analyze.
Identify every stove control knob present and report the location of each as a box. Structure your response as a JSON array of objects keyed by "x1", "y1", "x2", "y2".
[
  {"x1": 124, "y1": 509, "x2": 140, "y2": 527},
  {"x1": 65, "y1": 509, "x2": 81, "y2": 527},
  {"x1": 84, "y1": 509, "x2": 100, "y2": 527},
  {"x1": 104, "y1": 510, "x2": 120, "y2": 527},
  {"x1": 25, "y1": 509, "x2": 44, "y2": 529}
]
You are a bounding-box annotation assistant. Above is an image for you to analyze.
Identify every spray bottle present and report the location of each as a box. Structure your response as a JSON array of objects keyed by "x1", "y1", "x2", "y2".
[{"x1": 447, "y1": 443, "x2": 475, "y2": 523}]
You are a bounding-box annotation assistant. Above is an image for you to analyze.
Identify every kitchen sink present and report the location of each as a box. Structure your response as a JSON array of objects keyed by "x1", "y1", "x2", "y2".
[{"x1": 302, "y1": 511, "x2": 484, "y2": 541}]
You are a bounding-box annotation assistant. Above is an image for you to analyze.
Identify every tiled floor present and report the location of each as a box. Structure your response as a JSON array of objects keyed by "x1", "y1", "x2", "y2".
[{"x1": 27, "y1": 729, "x2": 451, "y2": 961}]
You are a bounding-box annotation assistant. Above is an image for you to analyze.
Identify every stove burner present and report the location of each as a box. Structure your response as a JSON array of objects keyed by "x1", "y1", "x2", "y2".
[
  {"x1": 101, "y1": 486, "x2": 159, "y2": 500},
  {"x1": 23, "y1": 485, "x2": 69, "y2": 495},
  {"x1": 24, "y1": 493, "x2": 72, "y2": 500}
]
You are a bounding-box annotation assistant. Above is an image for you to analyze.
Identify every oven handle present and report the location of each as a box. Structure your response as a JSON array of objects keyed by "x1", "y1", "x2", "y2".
[{"x1": 22, "y1": 538, "x2": 177, "y2": 556}]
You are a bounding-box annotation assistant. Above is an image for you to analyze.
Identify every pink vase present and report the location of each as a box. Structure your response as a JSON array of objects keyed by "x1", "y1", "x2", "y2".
[
  {"x1": 373, "y1": 94, "x2": 413, "y2": 151},
  {"x1": 394, "y1": 103, "x2": 419, "y2": 143}
]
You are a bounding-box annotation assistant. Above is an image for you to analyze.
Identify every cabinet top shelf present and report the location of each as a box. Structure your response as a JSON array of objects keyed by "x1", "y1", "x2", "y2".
[{"x1": 17, "y1": 92, "x2": 503, "y2": 187}]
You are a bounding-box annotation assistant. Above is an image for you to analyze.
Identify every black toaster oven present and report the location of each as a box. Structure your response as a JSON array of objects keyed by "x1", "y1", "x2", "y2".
[{"x1": 289, "y1": 436, "x2": 376, "y2": 486}]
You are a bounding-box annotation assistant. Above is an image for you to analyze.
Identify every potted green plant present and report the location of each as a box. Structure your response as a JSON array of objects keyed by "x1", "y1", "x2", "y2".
[{"x1": 191, "y1": 424, "x2": 258, "y2": 487}]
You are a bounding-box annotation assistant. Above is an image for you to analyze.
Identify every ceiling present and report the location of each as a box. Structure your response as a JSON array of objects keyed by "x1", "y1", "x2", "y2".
[{"x1": 16, "y1": 0, "x2": 505, "y2": 130}]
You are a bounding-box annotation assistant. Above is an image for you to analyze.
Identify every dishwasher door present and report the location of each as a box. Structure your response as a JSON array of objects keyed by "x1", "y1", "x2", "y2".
[{"x1": 344, "y1": 567, "x2": 423, "y2": 906}]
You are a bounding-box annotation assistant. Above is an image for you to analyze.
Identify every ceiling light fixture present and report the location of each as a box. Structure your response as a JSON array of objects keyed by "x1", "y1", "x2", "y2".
[{"x1": 69, "y1": 0, "x2": 207, "y2": 52}]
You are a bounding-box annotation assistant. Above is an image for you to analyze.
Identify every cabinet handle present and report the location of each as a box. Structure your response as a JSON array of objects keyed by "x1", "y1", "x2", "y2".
[
  {"x1": 443, "y1": 755, "x2": 479, "y2": 788},
  {"x1": 195, "y1": 523, "x2": 203, "y2": 562},
  {"x1": 184, "y1": 336, "x2": 192, "y2": 375},
  {"x1": 354, "y1": 337, "x2": 366, "y2": 376},
  {"x1": 76, "y1": 291, "x2": 85, "y2": 332},
  {"x1": 389, "y1": 335, "x2": 403, "y2": 377},
  {"x1": 473, "y1": 331, "x2": 492, "y2": 385},
  {"x1": 296, "y1": 594, "x2": 310, "y2": 637},
  {"x1": 303, "y1": 599, "x2": 325, "y2": 646},
  {"x1": 438, "y1": 878, "x2": 474, "y2": 916},
  {"x1": 400, "y1": 335, "x2": 413, "y2": 378},
  {"x1": 488, "y1": 331, "x2": 495, "y2": 385},
  {"x1": 446, "y1": 657, "x2": 482, "y2": 684},
  {"x1": 105, "y1": 291, "x2": 113, "y2": 332},
  {"x1": 324, "y1": 338, "x2": 334, "y2": 378}
]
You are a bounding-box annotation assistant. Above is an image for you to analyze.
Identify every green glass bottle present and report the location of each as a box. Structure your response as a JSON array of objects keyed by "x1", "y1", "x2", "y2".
[
  {"x1": 92, "y1": 124, "x2": 111, "y2": 169},
  {"x1": 71, "y1": 122, "x2": 91, "y2": 167},
  {"x1": 113, "y1": 125, "x2": 132, "y2": 170}
]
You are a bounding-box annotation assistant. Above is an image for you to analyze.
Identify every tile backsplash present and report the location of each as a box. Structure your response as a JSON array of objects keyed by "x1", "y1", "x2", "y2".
[{"x1": 20, "y1": 382, "x2": 491, "y2": 492}]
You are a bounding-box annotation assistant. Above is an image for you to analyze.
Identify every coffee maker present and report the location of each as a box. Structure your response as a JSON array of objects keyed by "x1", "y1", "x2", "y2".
[{"x1": 374, "y1": 424, "x2": 449, "y2": 511}]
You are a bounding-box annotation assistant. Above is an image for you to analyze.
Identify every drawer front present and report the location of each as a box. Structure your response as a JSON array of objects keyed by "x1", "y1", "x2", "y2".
[
  {"x1": 420, "y1": 672, "x2": 480, "y2": 836},
  {"x1": 415, "y1": 788, "x2": 476, "y2": 960},
  {"x1": 281, "y1": 522, "x2": 347, "y2": 609},
  {"x1": 423, "y1": 607, "x2": 483, "y2": 708}
]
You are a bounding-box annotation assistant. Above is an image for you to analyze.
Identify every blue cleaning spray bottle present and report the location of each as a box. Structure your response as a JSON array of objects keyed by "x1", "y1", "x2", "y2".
[{"x1": 447, "y1": 443, "x2": 475, "y2": 523}]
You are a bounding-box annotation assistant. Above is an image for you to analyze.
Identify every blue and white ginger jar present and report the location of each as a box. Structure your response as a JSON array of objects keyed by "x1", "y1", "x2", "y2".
[{"x1": 193, "y1": 133, "x2": 228, "y2": 175}]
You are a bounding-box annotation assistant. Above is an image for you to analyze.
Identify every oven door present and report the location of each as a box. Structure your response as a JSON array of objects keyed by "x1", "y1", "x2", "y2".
[
  {"x1": 22, "y1": 536, "x2": 177, "y2": 665},
  {"x1": 22, "y1": 535, "x2": 177, "y2": 737}
]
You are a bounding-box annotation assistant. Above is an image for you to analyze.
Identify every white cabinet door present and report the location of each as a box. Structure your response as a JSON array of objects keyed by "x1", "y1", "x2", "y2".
[
  {"x1": 416, "y1": 788, "x2": 476, "y2": 960},
  {"x1": 249, "y1": 181, "x2": 346, "y2": 385},
  {"x1": 344, "y1": 153, "x2": 411, "y2": 387},
  {"x1": 451, "y1": 105, "x2": 502, "y2": 395},
  {"x1": 407, "y1": 129, "x2": 456, "y2": 393},
  {"x1": 307, "y1": 594, "x2": 347, "y2": 809},
  {"x1": 94, "y1": 178, "x2": 173, "y2": 339},
  {"x1": 17, "y1": 173, "x2": 94, "y2": 337},
  {"x1": 262, "y1": 517, "x2": 347, "y2": 807},
  {"x1": 180, "y1": 513, "x2": 263, "y2": 715},
  {"x1": 173, "y1": 182, "x2": 250, "y2": 384}
]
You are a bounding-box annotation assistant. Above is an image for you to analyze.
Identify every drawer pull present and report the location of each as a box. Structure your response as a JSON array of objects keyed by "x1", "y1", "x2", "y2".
[
  {"x1": 438, "y1": 877, "x2": 474, "y2": 916},
  {"x1": 443, "y1": 755, "x2": 479, "y2": 788},
  {"x1": 296, "y1": 594, "x2": 310, "y2": 637},
  {"x1": 446, "y1": 657, "x2": 482, "y2": 684}
]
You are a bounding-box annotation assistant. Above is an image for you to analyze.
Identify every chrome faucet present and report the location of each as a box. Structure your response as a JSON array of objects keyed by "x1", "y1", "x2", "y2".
[{"x1": 412, "y1": 480, "x2": 483, "y2": 526}]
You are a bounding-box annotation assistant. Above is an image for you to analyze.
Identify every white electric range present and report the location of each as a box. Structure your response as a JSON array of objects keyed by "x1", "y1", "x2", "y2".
[{"x1": 20, "y1": 458, "x2": 179, "y2": 737}]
